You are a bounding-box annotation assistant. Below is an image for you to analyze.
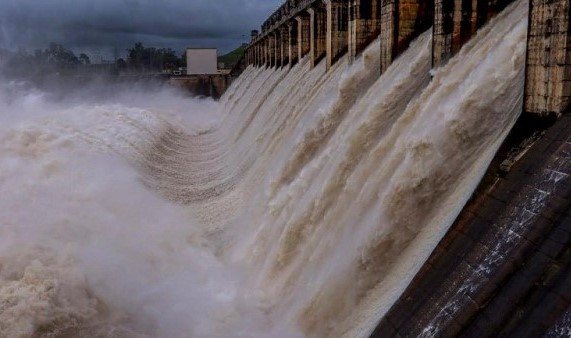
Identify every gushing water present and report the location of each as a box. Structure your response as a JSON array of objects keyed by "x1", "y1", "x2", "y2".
[{"x1": 0, "y1": 1, "x2": 528, "y2": 337}]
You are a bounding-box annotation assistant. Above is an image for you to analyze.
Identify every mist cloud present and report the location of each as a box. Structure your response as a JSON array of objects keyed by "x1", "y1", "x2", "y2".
[{"x1": 0, "y1": 0, "x2": 281, "y2": 59}]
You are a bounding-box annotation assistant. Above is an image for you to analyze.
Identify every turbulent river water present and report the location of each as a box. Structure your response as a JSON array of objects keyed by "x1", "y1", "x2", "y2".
[{"x1": 0, "y1": 1, "x2": 528, "y2": 337}]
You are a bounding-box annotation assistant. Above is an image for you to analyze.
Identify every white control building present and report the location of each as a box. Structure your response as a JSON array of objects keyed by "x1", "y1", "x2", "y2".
[{"x1": 186, "y1": 48, "x2": 218, "y2": 75}]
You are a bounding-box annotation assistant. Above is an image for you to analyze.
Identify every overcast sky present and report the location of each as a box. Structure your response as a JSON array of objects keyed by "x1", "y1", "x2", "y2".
[{"x1": 0, "y1": 0, "x2": 281, "y2": 61}]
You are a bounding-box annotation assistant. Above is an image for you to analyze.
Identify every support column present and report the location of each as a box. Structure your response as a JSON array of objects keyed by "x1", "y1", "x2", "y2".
[
  {"x1": 349, "y1": 0, "x2": 382, "y2": 63},
  {"x1": 379, "y1": 0, "x2": 434, "y2": 73},
  {"x1": 269, "y1": 34, "x2": 277, "y2": 67},
  {"x1": 288, "y1": 21, "x2": 299, "y2": 66},
  {"x1": 308, "y1": 4, "x2": 327, "y2": 68},
  {"x1": 525, "y1": 0, "x2": 571, "y2": 117},
  {"x1": 326, "y1": 0, "x2": 349, "y2": 70},
  {"x1": 249, "y1": 29, "x2": 259, "y2": 66},
  {"x1": 262, "y1": 42, "x2": 266, "y2": 67},
  {"x1": 260, "y1": 40, "x2": 264, "y2": 66},
  {"x1": 275, "y1": 31, "x2": 283, "y2": 68},
  {"x1": 296, "y1": 13, "x2": 311, "y2": 60},
  {"x1": 280, "y1": 25, "x2": 290, "y2": 67},
  {"x1": 263, "y1": 38, "x2": 267, "y2": 66},
  {"x1": 433, "y1": 0, "x2": 511, "y2": 68},
  {"x1": 263, "y1": 40, "x2": 268, "y2": 67},
  {"x1": 256, "y1": 43, "x2": 260, "y2": 67},
  {"x1": 264, "y1": 38, "x2": 270, "y2": 67}
]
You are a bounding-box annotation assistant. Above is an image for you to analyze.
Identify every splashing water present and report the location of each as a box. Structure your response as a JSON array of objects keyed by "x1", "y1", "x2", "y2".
[{"x1": 0, "y1": 1, "x2": 528, "y2": 337}]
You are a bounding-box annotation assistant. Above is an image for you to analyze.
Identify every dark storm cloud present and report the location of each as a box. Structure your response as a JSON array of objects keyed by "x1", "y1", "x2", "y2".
[{"x1": 0, "y1": 0, "x2": 282, "y2": 59}]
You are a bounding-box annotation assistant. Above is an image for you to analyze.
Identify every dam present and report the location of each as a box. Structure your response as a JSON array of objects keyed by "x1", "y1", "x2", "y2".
[
  {"x1": 242, "y1": 0, "x2": 571, "y2": 336},
  {"x1": 0, "y1": 0, "x2": 569, "y2": 337}
]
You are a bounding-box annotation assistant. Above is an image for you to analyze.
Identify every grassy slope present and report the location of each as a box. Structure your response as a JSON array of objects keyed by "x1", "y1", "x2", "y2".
[{"x1": 218, "y1": 45, "x2": 246, "y2": 69}]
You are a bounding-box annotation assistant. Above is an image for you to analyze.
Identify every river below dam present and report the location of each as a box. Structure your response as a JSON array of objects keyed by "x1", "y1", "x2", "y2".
[{"x1": 0, "y1": 1, "x2": 528, "y2": 337}]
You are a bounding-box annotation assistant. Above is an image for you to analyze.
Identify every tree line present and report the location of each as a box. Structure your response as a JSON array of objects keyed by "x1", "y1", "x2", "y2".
[
  {"x1": 124, "y1": 42, "x2": 184, "y2": 73},
  {"x1": 0, "y1": 42, "x2": 186, "y2": 80}
]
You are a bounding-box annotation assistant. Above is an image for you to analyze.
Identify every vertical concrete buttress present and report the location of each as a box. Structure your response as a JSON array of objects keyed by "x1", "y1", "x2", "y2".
[
  {"x1": 275, "y1": 31, "x2": 282, "y2": 68},
  {"x1": 308, "y1": 4, "x2": 327, "y2": 68},
  {"x1": 264, "y1": 36, "x2": 269, "y2": 67},
  {"x1": 296, "y1": 13, "x2": 312, "y2": 60},
  {"x1": 268, "y1": 37, "x2": 271, "y2": 67},
  {"x1": 266, "y1": 37, "x2": 271, "y2": 67},
  {"x1": 380, "y1": 0, "x2": 434, "y2": 74},
  {"x1": 262, "y1": 41, "x2": 266, "y2": 66},
  {"x1": 269, "y1": 33, "x2": 277, "y2": 67},
  {"x1": 289, "y1": 21, "x2": 299, "y2": 66},
  {"x1": 326, "y1": 0, "x2": 349, "y2": 70},
  {"x1": 349, "y1": 0, "x2": 382, "y2": 63},
  {"x1": 280, "y1": 25, "x2": 290, "y2": 67},
  {"x1": 525, "y1": 0, "x2": 571, "y2": 117},
  {"x1": 256, "y1": 43, "x2": 261, "y2": 66},
  {"x1": 259, "y1": 41, "x2": 262, "y2": 66},
  {"x1": 265, "y1": 38, "x2": 270, "y2": 67}
]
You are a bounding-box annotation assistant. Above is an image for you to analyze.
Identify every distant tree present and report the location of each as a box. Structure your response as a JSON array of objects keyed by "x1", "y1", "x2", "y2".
[
  {"x1": 79, "y1": 53, "x2": 91, "y2": 65},
  {"x1": 127, "y1": 42, "x2": 145, "y2": 69},
  {"x1": 0, "y1": 43, "x2": 94, "y2": 80},
  {"x1": 127, "y1": 42, "x2": 184, "y2": 73},
  {"x1": 116, "y1": 58, "x2": 127, "y2": 69},
  {"x1": 45, "y1": 43, "x2": 80, "y2": 67},
  {"x1": 181, "y1": 51, "x2": 187, "y2": 65}
]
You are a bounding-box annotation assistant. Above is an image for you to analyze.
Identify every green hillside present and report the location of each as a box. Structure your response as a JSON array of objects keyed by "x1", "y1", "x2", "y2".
[{"x1": 218, "y1": 45, "x2": 246, "y2": 69}]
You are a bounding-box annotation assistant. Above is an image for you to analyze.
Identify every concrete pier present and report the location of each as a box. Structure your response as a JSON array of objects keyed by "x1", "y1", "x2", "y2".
[
  {"x1": 525, "y1": 0, "x2": 571, "y2": 117},
  {"x1": 257, "y1": 43, "x2": 263, "y2": 66},
  {"x1": 263, "y1": 36, "x2": 268, "y2": 67},
  {"x1": 296, "y1": 13, "x2": 311, "y2": 60},
  {"x1": 275, "y1": 30, "x2": 283, "y2": 68},
  {"x1": 267, "y1": 37, "x2": 271, "y2": 66},
  {"x1": 258, "y1": 39, "x2": 262, "y2": 66},
  {"x1": 309, "y1": 4, "x2": 327, "y2": 68},
  {"x1": 349, "y1": 0, "x2": 382, "y2": 63},
  {"x1": 326, "y1": 0, "x2": 349, "y2": 70},
  {"x1": 288, "y1": 21, "x2": 299, "y2": 66},
  {"x1": 277, "y1": 26, "x2": 285, "y2": 67},
  {"x1": 281, "y1": 25, "x2": 290, "y2": 67},
  {"x1": 269, "y1": 33, "x2": 277, "y2": 67},
  {"x1": 380, "y1": 0, "x2": 434, "y2": 73}
]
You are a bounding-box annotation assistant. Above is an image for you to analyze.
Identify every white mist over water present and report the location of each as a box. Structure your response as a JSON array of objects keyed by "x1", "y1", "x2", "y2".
[{"x1": 0, "y1": 1, "x2": 527, "y2": 337}]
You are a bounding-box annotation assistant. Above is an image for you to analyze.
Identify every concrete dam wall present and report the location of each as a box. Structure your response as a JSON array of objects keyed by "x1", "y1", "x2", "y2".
[
  {"x1": 2, "y1": 0, "x2": 569, "y2": 336},
  {"x1": 244, "y1": 0, "x2": 571, "y2": 336}
]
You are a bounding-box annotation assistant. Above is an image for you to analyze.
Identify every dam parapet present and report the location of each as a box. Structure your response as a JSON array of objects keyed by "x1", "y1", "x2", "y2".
[{"x1": 245, "y1": 0, "x2": 571, "y2": 116}]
